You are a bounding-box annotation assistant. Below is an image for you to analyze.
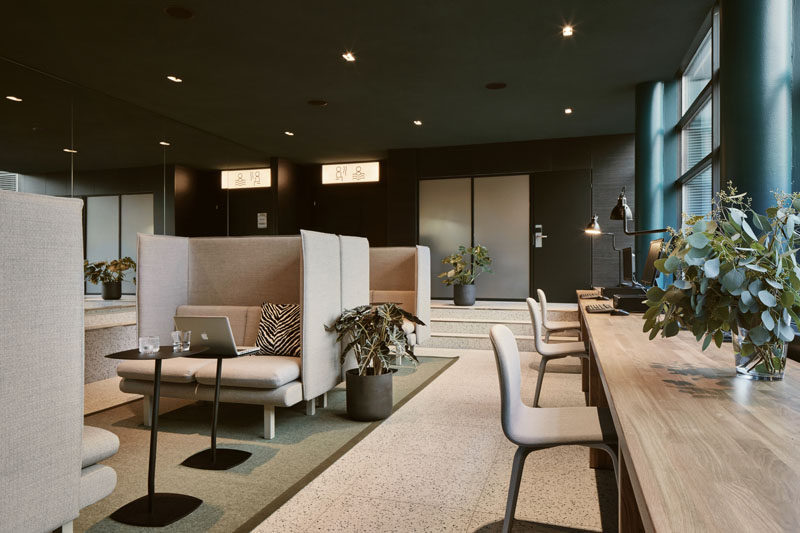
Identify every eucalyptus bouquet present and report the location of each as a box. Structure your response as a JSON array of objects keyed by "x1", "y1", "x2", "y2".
[
  {"x1": 438, "y1": 244, "x2": 493, "y2": 286},
  {"x1": 643, "y1": 185, "x2": 800, "y2": 379},
  {"x1": 326, "y1": 303, "x2": 424, "y2": 376}
]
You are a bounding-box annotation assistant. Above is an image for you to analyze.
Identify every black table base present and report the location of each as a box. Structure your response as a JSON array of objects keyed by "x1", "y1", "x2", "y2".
[
  {"x1": 109, "y1": 493, "x2": 202, "y2": 527},
  {"x1": 181, "y1": 448, "x2": 252, "y2": 470}
]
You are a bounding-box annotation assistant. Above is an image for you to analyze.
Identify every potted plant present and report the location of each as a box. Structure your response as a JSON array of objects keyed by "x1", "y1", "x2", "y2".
[
  {"x1": 642, "y1": 184, "x2": 800, "y2": 380},
  {"x1": 438, "y1": 244, "x2": 493, "y2": 306},
  {"x1": 84, "y1": 257, "x2": 137, "y2": 300},
  {"x1": 326, "y1": 303, "x2": 424, "y2": 421}
]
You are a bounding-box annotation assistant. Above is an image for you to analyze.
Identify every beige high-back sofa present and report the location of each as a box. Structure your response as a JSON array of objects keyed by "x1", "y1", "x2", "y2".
[
  {"x1": 369, "y1": 246, "x2": 431, "y2": 345},
  {"x1": 0, "y1": 191, "x2": 119, "y2": 533},
  {"x1": 118, "y1": 230, "x2": 368, "y2": 439}
]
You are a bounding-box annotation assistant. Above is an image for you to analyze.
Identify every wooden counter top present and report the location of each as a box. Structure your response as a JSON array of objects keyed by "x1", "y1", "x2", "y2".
[{"x1": 578, "y1": 296, "x2": 800, "y2": 532}]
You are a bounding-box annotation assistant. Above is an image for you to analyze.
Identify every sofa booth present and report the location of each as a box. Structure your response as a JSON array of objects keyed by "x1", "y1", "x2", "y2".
[
  {"x1": 0, "y1": 191, "x2": 119, "y2": 533},
  {"x1": 117, "y1": 231, "x2": 369, "y2": 439},
  {"x1": 369, "y1": 246, "x2": 431, "y2": 347}
]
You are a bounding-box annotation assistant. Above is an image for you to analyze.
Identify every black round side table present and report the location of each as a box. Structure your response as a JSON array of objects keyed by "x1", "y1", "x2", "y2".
[
  {"x1": 180, "y1": 351, "x2": 253, "y2": 470},
  {"x1": 105, "y1": 345, "x2": 209, "y2": 527}
]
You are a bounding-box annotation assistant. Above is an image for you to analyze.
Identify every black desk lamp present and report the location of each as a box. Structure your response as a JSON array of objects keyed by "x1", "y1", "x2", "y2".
[
  {"x1": 585, "y1": 214, "x2": 624, "y2": 286},
  {"x1": 610, "y1": 187, "x2": 668, "y2": 235}
]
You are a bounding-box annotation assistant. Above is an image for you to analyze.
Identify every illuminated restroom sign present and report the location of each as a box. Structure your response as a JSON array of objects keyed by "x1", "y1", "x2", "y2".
[
  {"x1": 221, "y1": 168, "x2": 271, "y2": 189},
  {"x1": 321, "y1": 161, "x2": 380, "y2": 184}
]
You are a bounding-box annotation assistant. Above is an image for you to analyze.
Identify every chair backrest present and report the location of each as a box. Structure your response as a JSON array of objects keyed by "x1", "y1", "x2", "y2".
[
  {"x1": 526, "y1": 297, "x2": 547, "y2": 353},
  {"x1": 536, "y1": 288, "x2": 550, "y2": 328},
  {"x1": 489, "y1": 325, "x2": 526, "y2": 443}
]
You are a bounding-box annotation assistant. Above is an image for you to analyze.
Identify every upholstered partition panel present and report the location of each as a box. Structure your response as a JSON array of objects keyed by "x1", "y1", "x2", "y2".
[
  {"x1": 0, "y1": 191, "x2": 83, "y2": 532},
  {"x1": 188, "y1": 236, "x2": 301, "y2": 306},
  {"x1": 369, "y1": 247, "x2": 416, "y2": 291},
  {"x1": 137, "y1": 234, "x2": 189, "y2": 344},
  {"x1": 300, "y1": 230, "x2": 342, "y2": 400},
  {"x1": 415, "y1": 245, "x2": 432, "y2": 343},
  {"x1": 339, "y1": 235, "x2": 370, "y2": 310}
]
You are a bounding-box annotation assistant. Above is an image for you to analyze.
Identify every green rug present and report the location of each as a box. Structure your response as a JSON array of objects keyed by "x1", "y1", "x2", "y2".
[{"x1": 78, "y1": 356, "x2": 457, "y2": 533}]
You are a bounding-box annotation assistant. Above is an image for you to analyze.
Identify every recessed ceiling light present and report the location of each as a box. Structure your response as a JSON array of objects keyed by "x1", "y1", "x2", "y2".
[
  {"x1": 166, "y1": 75, "x2": 183, "y2": 83},
  {"x1": 5, "y1": 95, "x2": 22, "y2": 102},
  {"x1": 63, "y1": 148, "x2": 78, "y2": 153},
  {"x1": 159, "y1": 141, "x2": 171, "y2": 146},
  {"x1": 165, "y1": 5, "x2": 194, "y2": 19},
  {"x1": 342, "y1": 51, "x2": 356, "y2": 62},
  {"x1": 413, "y1": 120, "x2": 423, "y2": 126},
  {"x1": 564, "y1": 108, "x2": 573, "y2": 115},
  {"x1": 284, "y1": 131, "x2": 295, "y2": 136},
  {"x1": 562, "y1": 25, "x2": 574, "y2": 37},
  {"x1": 307, "y1": 99, "x2": 328, "y2": 107},
  {"x1": 485, "y1": 82, "x2": 507, "y2": 90}
]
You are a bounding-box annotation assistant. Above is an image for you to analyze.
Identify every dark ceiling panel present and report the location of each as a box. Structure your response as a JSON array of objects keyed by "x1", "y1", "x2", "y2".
[{"x1": 0, "y1": 0, "x2": 713, "y2": 165}]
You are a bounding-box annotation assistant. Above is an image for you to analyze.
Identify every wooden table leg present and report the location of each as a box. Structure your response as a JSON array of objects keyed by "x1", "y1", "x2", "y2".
[{"x1": 619, "y1": 450, "x2": 646, "y2": 532}]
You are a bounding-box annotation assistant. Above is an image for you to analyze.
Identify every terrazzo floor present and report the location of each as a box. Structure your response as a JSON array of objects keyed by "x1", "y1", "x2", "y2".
[{"x1": 254, "y1": 346, "x2": 617, "y2": 533}]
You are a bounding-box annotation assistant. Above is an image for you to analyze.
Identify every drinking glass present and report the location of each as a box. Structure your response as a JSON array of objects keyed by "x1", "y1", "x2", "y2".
[
  {"x1": 171, "y1": 330, "x2": 182, "y2": 352},
  {"x1": 180, "y1": 330, "x2": 192, "y2": 351},
  {"x1": 138, "y1": 336, "x2": 160, "y2": 354}
]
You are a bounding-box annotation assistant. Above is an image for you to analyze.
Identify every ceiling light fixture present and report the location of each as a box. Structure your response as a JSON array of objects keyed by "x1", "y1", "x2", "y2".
[
  {"x1": 562, "y1": 25, "x2": 574, "y2": 37},
  {"x1": 284, "y1": 131, "x2": 295, "y2": 136},
  {"x1": 564, "y1": 108, "x2": 573, "y2": 115},
  {"x1": 166, "y1": 75, "x2": 183, "y2": 83},
  {"x1": 307, "y1": 99, "x2": 328, "y2": 107},
  {"x1": 485, "y1": 82, "x2": 507, "y2": 90},
  {"x1": 159, "y1": 141, "x2": 171, "y2": 146},
  {"x1": 342, "y1": 51, "x2": 356, "y2": 62},
  {"x1": 5, "y1": 95, "x2": 22, "y2": 102},
  {"x1": 413, "y1": 120, "x2": 423, "y2": 126},
  {"x1": 165, "y1": 5, "x2": 194, "y2": 19},
  {"x1": 63, "y1": 148, "x2": 77, "y2": 154}
]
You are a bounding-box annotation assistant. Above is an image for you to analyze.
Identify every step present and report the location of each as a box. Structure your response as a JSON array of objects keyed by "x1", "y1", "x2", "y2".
[
  {"x1": 431, "y1": 317, "x2": 534, "y2": 336},
  {"x1": 426, "y1": 332, "x2": 537, "y2": 352},
  {"x1": 431, "y1": 307, "x2": 577, "y2": 322}
]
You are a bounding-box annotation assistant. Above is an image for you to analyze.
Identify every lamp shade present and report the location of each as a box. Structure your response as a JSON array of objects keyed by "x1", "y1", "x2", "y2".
[
  {"x1": 610, "y1": 187, "x2": 633, "y2": 221},
  {"x1": 585, "y1": 214, "x2": 602, "y2": 234}
]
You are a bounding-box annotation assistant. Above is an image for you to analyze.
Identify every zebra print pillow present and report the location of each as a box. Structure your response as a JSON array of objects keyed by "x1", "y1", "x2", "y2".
[{"x1": 256, "y1": 303, "x2": 301, "y2": 357}]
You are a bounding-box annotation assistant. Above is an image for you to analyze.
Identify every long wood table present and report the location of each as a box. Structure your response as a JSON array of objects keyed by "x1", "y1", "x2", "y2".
[{"x1": 577, "y1": 291, "x2": 800, "y2": 532}]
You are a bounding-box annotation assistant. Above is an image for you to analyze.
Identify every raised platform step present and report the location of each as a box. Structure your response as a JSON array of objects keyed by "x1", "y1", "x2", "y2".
[
  {"x1": 431, "y1": 317, "x2": 534, "y2": 336},
  {"x1": 415, "y1": 346, "x2": 583, "y2": 374},
  {"x1": 427, "y1": 332, "x2": 542, "y2": 351}
]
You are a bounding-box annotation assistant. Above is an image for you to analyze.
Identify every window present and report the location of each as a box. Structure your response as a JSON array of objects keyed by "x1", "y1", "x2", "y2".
[{"x1": 678, "y1": 10, "x2": 718, "y2": 224}]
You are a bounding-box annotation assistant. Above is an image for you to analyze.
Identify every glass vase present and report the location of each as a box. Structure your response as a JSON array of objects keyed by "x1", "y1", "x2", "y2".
[{"x1": 731, "y1": 328, "x2": 787, "y2": 381}]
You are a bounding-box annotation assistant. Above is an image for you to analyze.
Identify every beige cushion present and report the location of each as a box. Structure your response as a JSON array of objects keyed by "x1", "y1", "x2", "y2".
[
  {"x1": 117, "y1": 357, "x2": 209, "y2": 383},
  {"x1": 79, "y1": 464, "x2": 117, "y2": 509},
  {"x1": 402, "y1": 318, "x2": 415, "y2": 335},
  {"x1": 82, "y1": 426, "x2": 119, "y2": 468},
  {"x1": 195, "y1": 356, "x2": 301, "y2": 389},
  {"x1": 244, "y1": 307, "x2": 262, "y2": 346},
  {"x1": 120, "y1": 378, "x2": 304, "y2": 407}
]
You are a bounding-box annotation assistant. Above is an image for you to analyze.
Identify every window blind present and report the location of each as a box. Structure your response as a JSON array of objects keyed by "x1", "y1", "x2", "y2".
[{"x1": 682, "y1": 166, "x2": 712, "y2": 218}]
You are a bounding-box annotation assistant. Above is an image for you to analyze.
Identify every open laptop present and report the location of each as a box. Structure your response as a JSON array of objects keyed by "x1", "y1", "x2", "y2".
[{"x1": 173, "y1": 316, "x2": 260, "y2": 356}]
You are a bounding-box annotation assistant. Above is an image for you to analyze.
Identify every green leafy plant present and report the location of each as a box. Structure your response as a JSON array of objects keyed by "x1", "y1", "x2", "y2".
[
  {"x1": 326, "y1": 303, "x2": 425, "y2": 375},
  {"x1": 84, "y1": 257, "x2": 137, "y2": 285},
  {"x1": 438, "y1": 244, "x2": 493, "y2": 286},
  {"x1": 643, "y1": 184, "x2": 800, "y2": 376}
]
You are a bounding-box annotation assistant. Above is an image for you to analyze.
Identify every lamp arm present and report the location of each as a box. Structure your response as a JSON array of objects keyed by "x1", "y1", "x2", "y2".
[
  {"x1": 622, "y1": 217, "x2": 668, "y2": 236},
  {"x1": 602, "y1": 232, "x2": 622, "y2": 252}
]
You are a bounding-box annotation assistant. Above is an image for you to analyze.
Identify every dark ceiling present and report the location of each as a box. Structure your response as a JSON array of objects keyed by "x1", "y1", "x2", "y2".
[{"x1": 0, "y1": 0, "x2": 712, "y2": 170}]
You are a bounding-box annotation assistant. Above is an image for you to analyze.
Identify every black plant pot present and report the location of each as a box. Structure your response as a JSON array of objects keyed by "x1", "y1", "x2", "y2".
[
  {"x1": 453, "y1": 284, "x2": 476, "y2": 306},
  {"x1": 345, "y1": 368, "x2": 396, "y2": 421},
  {"x1": 101, "y1": 281, "x2": 122, "y2": 300}
]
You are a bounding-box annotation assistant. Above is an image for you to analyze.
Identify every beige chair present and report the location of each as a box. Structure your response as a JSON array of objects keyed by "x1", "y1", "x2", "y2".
[
  {"x1": 0, "y1": 191, "x2": 118, "y2": 533},
  {"x1": 527, "y1": 298, "x2": 587, "y2": 407},
  {"x1": 490, "y1": 324, "x2": 617, "y2": 532},
  {"x1": 536, "y1": 289, "x2": 581, "y2": 341}
]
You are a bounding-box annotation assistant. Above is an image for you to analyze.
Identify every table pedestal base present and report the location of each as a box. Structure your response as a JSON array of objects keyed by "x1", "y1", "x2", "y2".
[
  {"x1": 110, "y1": 493, "x2": 202, "y2": 527},
  {"x1": 181, "y1": 448, "x2": 252, "y2": 470}
]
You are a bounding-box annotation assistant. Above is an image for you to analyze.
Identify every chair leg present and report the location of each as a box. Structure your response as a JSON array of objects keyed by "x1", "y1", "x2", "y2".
[
  {"x1": 143, "y1": 395, "x2": 152, "y2": 427},
  {"x1": 315, "y1": 392, "x2": 328, "y2": 409},
  {"x1": 533, "y1": 357, "x2": 549, "y2": 408},
  {"x1": 264, "y1": 405, "x2": 275, "y2": 439},
  {"x1": 305, "y1": 399, "x2": 316, "y2": 416},
  {"x1": 503, "y1": 446, "x2": 533, "y2": 533}
]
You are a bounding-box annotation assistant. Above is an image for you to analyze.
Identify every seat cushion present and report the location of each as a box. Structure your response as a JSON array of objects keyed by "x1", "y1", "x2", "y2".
[
  {"x1": 537, "y1": 340, "x2": 586, "y2": 358},
  {"x1": 80, "y1": 464, "x2": 117, "y2": 509},
  {"x1": 82, "y1": 426, "x2": 120, "y2": 468},
  {"x1": 507, "y1": 406, "x2": 615, "y2": 447},
  {"x1": 256, "y1": 303, "x2": 302, "y2": 356},
  {"x1": 195, "y1": 356, "x2": 301, "y2": 389},
  {"x1": 116, "y1": 357, "x2": 210, "y2": 383},
  {"x1": 545, "y1": 320, "x2": 580, "y2": 331},
  {"x1": 401, "y1": 318, "x2": 416, "y2": 335}
]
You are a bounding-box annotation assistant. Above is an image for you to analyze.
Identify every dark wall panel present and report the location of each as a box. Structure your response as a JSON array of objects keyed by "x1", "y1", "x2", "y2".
[{"x1": 174, "y1": 165, "x2": 227, "y2": 237}]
